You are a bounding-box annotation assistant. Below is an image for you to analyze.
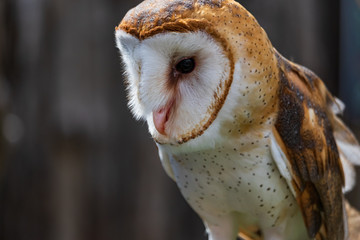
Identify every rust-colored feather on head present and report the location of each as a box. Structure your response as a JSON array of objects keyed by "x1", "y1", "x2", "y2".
[{"x1": 116, "y1": 0, "x2": 279, "y2": 145}]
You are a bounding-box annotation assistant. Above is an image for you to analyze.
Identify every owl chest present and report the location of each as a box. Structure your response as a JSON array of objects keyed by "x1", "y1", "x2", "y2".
[{"x1": 167, "y1": 145, "x2": 297, "y2": 227}]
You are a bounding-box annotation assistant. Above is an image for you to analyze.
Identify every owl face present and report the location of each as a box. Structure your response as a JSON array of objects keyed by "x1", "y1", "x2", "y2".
[
  {"x1": 115, "y1": 0, "x2": 278, "y2": 146},
  {"x1": 116, "y1": 30, "x2": 232, "y2": 144}
]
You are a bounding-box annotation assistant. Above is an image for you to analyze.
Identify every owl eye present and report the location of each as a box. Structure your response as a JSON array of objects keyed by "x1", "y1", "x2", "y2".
[{"x1": 175, "y1": 58, "x2": 195, "y2": 74}]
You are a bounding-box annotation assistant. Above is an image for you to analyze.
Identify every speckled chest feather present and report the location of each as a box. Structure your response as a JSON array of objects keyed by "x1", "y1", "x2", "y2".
[{"x1": 168, "y1": 135, "x2": 298, "y2": 229}]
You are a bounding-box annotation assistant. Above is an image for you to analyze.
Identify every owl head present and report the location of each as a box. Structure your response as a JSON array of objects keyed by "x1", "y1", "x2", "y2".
[{"x1": 116, "y1": 0, "x2": 279, "y2": 147}]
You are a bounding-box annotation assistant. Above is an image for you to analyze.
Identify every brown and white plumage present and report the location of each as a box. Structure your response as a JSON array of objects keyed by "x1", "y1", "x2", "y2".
[
  {"x1": 271, "y1": 52, "x2": 358, "y2": 239},
  {"x1": 115, "y1": 0, "x2": 360, "y2": 239}
]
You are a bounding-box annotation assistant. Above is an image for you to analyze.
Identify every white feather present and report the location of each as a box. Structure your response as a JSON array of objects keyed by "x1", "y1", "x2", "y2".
[
  {"x1": 116, "y1": 30, "x2": 231, "y2": 145},
  {"x1": 269, "y1": 132, "x2": 296, "y2": 197}
]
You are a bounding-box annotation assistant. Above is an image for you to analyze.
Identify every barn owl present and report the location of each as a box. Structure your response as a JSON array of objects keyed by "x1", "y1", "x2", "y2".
[{"x1": 115, "y1": 0, "x2": 360, "y2": 239}]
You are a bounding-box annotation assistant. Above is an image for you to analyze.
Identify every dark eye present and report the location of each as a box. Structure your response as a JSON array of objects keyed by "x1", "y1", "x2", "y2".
[{"x1": 175, "y1": 58, "x2": 195, "y2": 74}]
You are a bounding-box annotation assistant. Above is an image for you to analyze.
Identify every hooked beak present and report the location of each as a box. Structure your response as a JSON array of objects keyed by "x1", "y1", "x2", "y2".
[{"x1": 152, "y1": 99, "x2": 175, "y2": 136}]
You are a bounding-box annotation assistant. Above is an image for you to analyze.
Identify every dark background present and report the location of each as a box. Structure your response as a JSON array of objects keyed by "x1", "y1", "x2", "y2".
[{"x1": 0, "y1": 0, "x2": 359, "y2": 239}]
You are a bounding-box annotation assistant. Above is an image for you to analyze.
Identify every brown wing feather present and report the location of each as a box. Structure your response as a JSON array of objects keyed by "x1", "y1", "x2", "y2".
[
  {"x1": 273, "y1": 51, "x2": 345, "y2": 240},
  {"x1": 238, "y1": 226, "x2": 263, "y2": 240}
]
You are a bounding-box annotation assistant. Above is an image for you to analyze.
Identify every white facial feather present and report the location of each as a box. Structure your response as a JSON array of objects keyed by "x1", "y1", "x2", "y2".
[
  {"x1": 116, "y1": 30, "x2": 231, "y2": 144},
  {"x1": 115, "y1": 31, "x2": 143, "y2": 119}
]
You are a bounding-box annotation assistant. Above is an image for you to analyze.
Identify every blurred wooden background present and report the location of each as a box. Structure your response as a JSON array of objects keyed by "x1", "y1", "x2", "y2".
[{"x1": 0, "y1": 0, "x2": 359, "y2": 240}]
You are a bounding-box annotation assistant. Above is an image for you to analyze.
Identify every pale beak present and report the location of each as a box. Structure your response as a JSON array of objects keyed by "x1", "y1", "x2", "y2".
[{"x1": 152, "y1": 100, "x2": 174, "y2": 136}]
